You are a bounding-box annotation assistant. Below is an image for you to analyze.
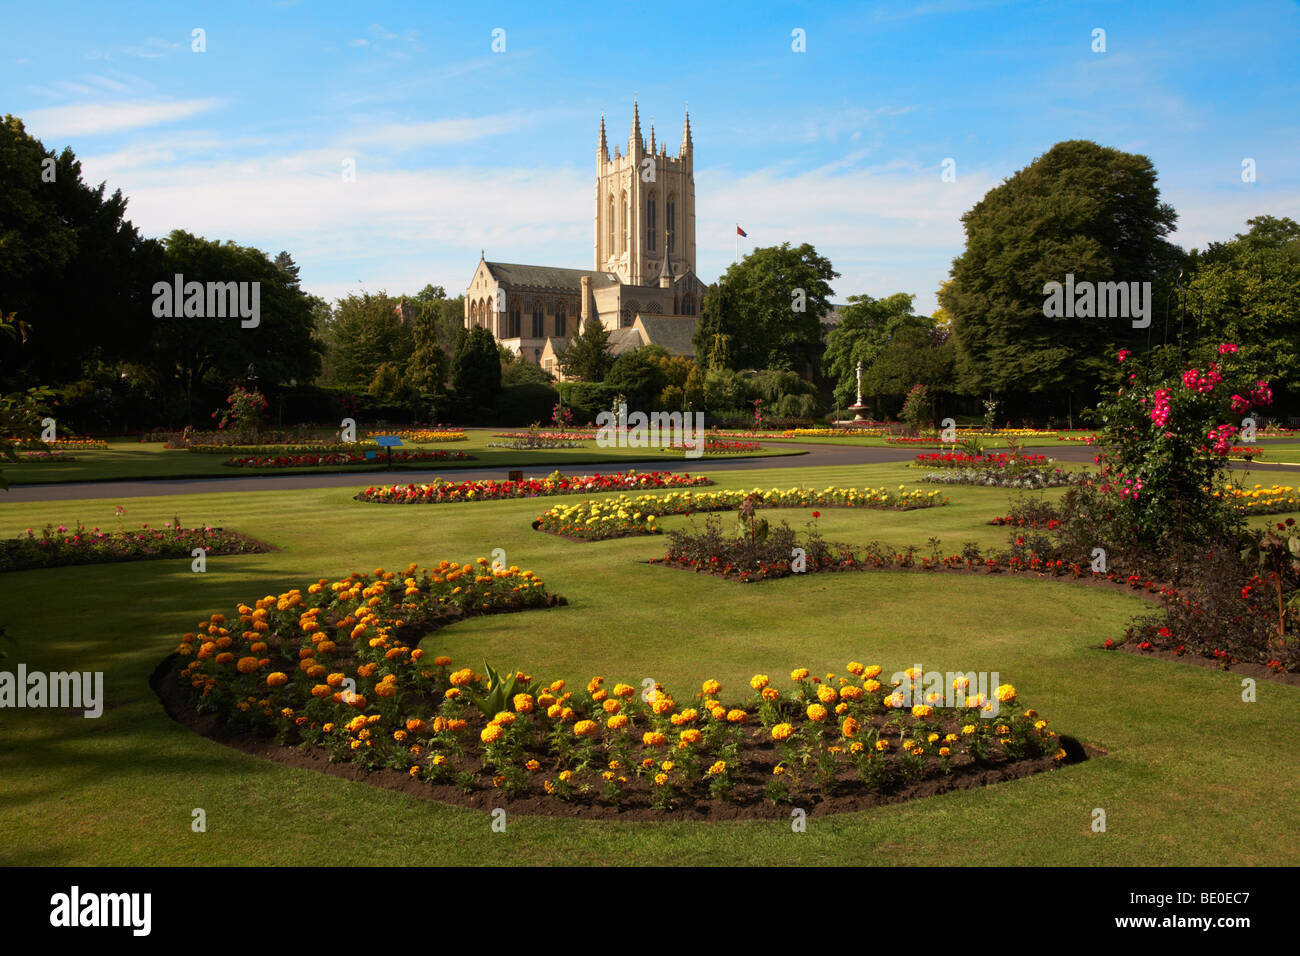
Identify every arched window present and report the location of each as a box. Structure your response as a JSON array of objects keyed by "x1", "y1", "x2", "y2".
[
  {"x1": 647, "y1": 194, "x2": 656, "y2": 253},
  {"x1": 554, "y1": 300, "x2": 566, "y2": 338},
  {"x1": 620, "y1": 189, "x2": 629, "y2": 255},
  {"x1": 607, "y1": 196, "x2": 615, "y2": 258},
  {"x1": 681, "y1": 293, "x2": 696, "y2": 316},
  {"x1": 508, "y1": 302, "x2": 521, "y2": 338},
  {"x1": 531, "y1": 299, "x2": 545, "y2": 338},
  {"x1": 667, "y1": 195, "x2": 676, "y2": 252},
  {"x1": 620, "y1": 307, "x2": 632, "y2": 328}
]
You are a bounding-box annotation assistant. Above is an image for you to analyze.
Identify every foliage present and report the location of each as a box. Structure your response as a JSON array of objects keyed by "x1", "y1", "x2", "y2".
[
  {"x1": 900, "y1": 384, "x2": 932, "y2": 432},
  {"x1": 558, "y1": 317, "x2": 614, "y2": 382},
  {"x1": 451, "y1": 326, "x2": 503, "y2": 413},
  {"x1": 693, "y1": 242, "x2": 838, "y2": 374},
  {"x1": 211, "y1": 386, "x2": 269, "y2": 440}
]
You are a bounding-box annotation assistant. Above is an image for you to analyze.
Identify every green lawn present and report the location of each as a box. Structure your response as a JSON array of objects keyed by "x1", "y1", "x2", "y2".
[
  {"x1": 7, "y1": 430, "x2": 804, "y2": 485},
  {"x1": 1, "y1": 459, "x2": 1296, "y2": 865}
]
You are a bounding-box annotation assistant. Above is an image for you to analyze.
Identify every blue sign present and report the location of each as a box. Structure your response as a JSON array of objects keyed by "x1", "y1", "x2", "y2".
[{"x1": 373, "y1": 436, "x2": 403, "y2": 448}]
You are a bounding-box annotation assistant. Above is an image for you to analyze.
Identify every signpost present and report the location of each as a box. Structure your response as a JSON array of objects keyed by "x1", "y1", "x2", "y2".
[{"x1": 373, "y1": 435, "x2": 402, "y2": 469}]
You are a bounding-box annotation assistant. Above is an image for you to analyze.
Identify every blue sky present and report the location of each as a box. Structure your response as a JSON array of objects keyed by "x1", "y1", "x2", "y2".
[{"x1": 5, "y1": 0, "x2": 1298, "y2": 314}]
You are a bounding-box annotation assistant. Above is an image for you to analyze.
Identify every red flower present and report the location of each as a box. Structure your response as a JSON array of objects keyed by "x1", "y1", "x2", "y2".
[{"x1": 811, "y1": 511, "x2": 820, "y2": 519}]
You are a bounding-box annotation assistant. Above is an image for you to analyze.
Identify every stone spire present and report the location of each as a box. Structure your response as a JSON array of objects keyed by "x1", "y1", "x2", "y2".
[
  {"x1": 630, "y1": 97, "x2": 642, "y2": 153},
  {"x1": 658, "y1": 235, "x2": 675, "y2": 288},
  {"x1": 648, "y1": 119, "x2": 655, "y2": 155},
  {"x1": 681, "y1": 105, "x2": 692, "y2": 156},
  {"x1": 598, "y1": 111, "x2": 607, "y2": 160}
]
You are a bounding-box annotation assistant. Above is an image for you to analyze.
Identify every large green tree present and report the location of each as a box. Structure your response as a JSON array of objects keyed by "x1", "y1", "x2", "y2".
[
  {"x1": 823, "y1": 292, "x2": 931, "y2": 409},
  {"x1": 1184, "y1": 215, "x2": 1300, "y2": 402},
  {"x1": 150, "y1": 230, "x2": 322, "y2": 423},
  {"x1": 451, "y1": 325, "x2": 502, "y2": 410},
  {"x1": 941, "y1": 140, "x2": 1183, "y2": 412},
  {"x1": 692, "y1": 242, "x2": 838, "y2": 375},
  {"x1": 0, "y1": 114, "x2": 157, "y2": 390},
  {"x1": 322, "y1": 291, "x2": 412, "y2": 390},
  {"x1": 558, "y1": 317, "x2": 614, "y2": 382}
]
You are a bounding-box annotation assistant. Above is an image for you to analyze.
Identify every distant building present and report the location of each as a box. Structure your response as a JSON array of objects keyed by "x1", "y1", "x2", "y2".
[{"x1": 464, "y1": 103, "x2": 707, "y2": 373}]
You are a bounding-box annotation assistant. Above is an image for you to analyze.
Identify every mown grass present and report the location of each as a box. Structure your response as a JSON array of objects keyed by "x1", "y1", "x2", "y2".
[{"x1": 1, "y1": 459, "x2": 1296, "y2": 866}]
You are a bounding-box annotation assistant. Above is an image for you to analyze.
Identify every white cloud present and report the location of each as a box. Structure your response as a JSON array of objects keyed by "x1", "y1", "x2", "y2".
[{"x1": 21, "y1": 98, "x2": 223, "y2": 136}]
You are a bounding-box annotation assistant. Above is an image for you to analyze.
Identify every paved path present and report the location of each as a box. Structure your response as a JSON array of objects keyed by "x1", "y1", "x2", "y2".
[{"x1": 4, "y1": 441, "x2": 1297, "y2": 503}]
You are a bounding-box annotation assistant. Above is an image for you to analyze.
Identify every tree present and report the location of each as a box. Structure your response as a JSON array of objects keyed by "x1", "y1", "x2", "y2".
[
  {"x1": 0, "y1": 114, "x2": 156, "y2": 392},
  {"x1": 605, "y1": 346, "x2": 669, "y2": 411},
  {"x1": 452, "y1": 326, "x2": 501, "y2": 410},
  {"x1": 558, "y1": 317, "x2": 614, "y2": 382},
  {"x1": 823, "y1": 292, "x2": 929, "y2": 410},
  {"x1": 322, "y1": 292, "x2": 411, "y2": 390},
  {"x1": 273, "y1": 251, "x2": 301, "y2": 289},
  {"x1": 692, "y1": 243, "x2": 838, "y2": 374},
  {"x1": 150, "y1": 230, "x2": 322, "y2": 423},
  {"x1": 1184, "y1": 216, "x2": 1300, "y2": 403},
  {"x1": 941, "y1": 140, "x2": 1183, "y2": 411}
]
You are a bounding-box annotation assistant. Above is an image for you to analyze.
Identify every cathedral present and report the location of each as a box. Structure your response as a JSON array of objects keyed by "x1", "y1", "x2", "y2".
[{"x1": 463, "y1": 103, "x2": 708, "y2": 377}]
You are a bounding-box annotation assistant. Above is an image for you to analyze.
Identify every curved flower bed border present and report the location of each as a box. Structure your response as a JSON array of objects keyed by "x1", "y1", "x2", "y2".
[
  {"x1": 920, "y1": 467, "x2": 1086, "y2": 489},
  {"x1": 355, "y1": 471, "x2": 712, "y2": 504},
  {"x1": 534, "y1": 486, "x2": 949, "y2": 541},
  {"x1": 226, "y1": 450, "x2": 475, "y2": 468},
  {"x1": 363, "y1": 430, "x2": 467, "y2": 442},
  {"x1": 662, "y1": 440, "x2": 763, "y2": 454},
  {"x1": 914, "y1": 452, "x2": 1050, "y2": 468},
  {"x1": 155, "y1": 563, "x2": 1078, "y2": 819},
  {"x1": 2, "y1": 523, "x2": 272, "y2": 572}
]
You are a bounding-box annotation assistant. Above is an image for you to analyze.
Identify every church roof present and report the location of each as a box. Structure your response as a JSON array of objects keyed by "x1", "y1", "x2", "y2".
[
  {"x1": 634, "y1": 314, "x2": 698, "y2": 357},
  {"x1": 484, "y1": 261, "x2": 619, "y2": 292},
  {"x1": 607, "y1": 327, "x2": 644, "y2": 355}
]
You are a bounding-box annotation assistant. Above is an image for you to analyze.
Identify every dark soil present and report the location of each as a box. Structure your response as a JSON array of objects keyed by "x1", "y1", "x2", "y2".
[{"x1": 152, "y1": 650, "x2": 1095, "y2": 821}]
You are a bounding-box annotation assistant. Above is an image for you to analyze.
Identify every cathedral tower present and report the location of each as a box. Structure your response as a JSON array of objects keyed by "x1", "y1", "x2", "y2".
[{"x1": 594, "y1": 101, "x2": 695, "y2": 286}]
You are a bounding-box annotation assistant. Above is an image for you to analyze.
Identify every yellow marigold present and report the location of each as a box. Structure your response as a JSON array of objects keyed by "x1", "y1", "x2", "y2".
[
  {"x1": 573, "y1": 719, "x2": 599, "y2": 737},
  {"x1": 603, "y1": 698, "x2": 621, "y2": 714},
  {"x1": 642, "y1": 731, "x2": 667, "y2": 746},
  {"x1": 432, "y1": 754, "x2": 448, "y2": 765},
  {"x1": 651, "y1": 696, "x2": 675, "y2": 715},
  {"x1": 480, "y1": 724, "x2": 504, "y2": 744},
  {"x1": 547, "y1": 703, "x2": 563, "y2": 719},
  {"x1": 771, "y1": 722, "x2": 795, "y2": 741},
  {"x1": 679, "y1": 728, "x2": 702, "y2": 745},
  {"x1": 654, "y1": 773, "x2": 669, "y2": 786},
  {"x1": 841, "y1": 716, "x2": 860, "y2": 738},
  {"x1": 701, "y1": 679, "x2": 722, "y2": 696},
  {"x1": 406, "y1": 718, "x2": 426, "y2": 733},
  {"x1": 772, "y1": 765, "x2": 786, "y2": 776},
  {"x1": 393, "y1": 730, "x2": 407, "y2": 742},
  {"x1": 706, "y1": 760, "x2": 726, "y2": 776},
  {"x1": 761, "y1": 686, "x2": 780, "y2": 702},
  {"x1": 862, "y1": 665, "x2": 882, "y2": 680},
  {"x1": 995, "y1": 683, "x2": 1017, "y2": 703},
  {"x1": 875, "y1": 739, "x2": 890, "y2": 751},
  {"x1": 953, "y1": 676, "x2": 970, "y2": 691},
  {"x1": 850, "y1": 741, "x2": 864, "y2": 753},
  {"x1": 790, "y1": 668, "x2": 810, "y2": 681},
  {"x1": 310, "y1": 684, "x2": 331, "y2": 699},
  {"x1": 433, "y1": 655, "x2": 452, "y2": 667},
  {"x1": 613, "y1": 683, "x2": 635, "y2": 698},
  {"x1": 549, "y1": 679, "x2": 566, "y2": 693},
  {"x1": 375, "y1": 683, "x2": 396, "y2": 698},
  {"x1": 939, "y1": 746, "x2": 951, "y2": 756},
  {"x1": 846, "y1": 661, "x2": 865, "y2": 676},
  {"x1": 750, "y1": 674, "x2": 770, "y2": 691},
  {"x1": 266, "y1": 672, "x2": 288, "y2": 687},
  {"x1": 236, "y1": 657, "x2": 259, "y2": 674},
  {"x1": 817, "y1": 685, "x2": 839, "y2": 704},
  {"x1": 1054, "y1": 748, "x2": 1067, "y2": 761},
  {"x1": 525, "y1": 759, "x2": 540, "y2": 772},
  {"x1": 607, "y1": 714, "x2": 629, "y2": 730},
  {"x1": 912, "y1": 704, "x2": 934, "y2": 718},
  {"x1": 709, "y1": 705, "x2": 727, "y2": 720},
  {"x1": 806, "y1": 703, "x2": 828, "y2": 722},
  {"x1": 961, "y1": 724, "x2": 976, "y2": 735},
  {"x1": 558, "y1": 770, "x2": 573, "y2": 782},
  {"x1": 559, "y1": 707, "x2": 574, "y2": 722},
  {"x1": 726, "y1": 708, "x2": 748, "y2": 724},
  {"x1": 449, "y1": 668, "x2": 474, "y2": 686}
]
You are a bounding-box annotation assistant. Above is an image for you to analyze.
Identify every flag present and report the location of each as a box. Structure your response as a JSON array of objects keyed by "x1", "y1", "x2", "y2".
[{"x1": 736, "y1": 225, "x2": 748, "y2": 237}]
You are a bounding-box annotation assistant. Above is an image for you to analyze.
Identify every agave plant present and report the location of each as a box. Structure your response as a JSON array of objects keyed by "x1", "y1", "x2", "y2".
[{"x1": 466, "y1": 662, "x2": 543, "y2": 718}]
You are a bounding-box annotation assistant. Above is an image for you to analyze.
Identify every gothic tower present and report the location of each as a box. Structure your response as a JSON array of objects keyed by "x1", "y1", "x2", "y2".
[{"x1": 594, "y1": 101, "x2": 695, "y2": 286}]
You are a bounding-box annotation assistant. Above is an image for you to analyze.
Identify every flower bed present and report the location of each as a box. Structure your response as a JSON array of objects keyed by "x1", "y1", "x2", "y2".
[
  {"x1": 492, "y1": 431, "x2": 596, "y2": 441},
  {"x1": 194, "y1": 442, "x2": 381, "y2": 455},
  {"x1": 8, "y1": 437, "x2": 106, "y2": 449},
  {"x1": 355, "y1": 470, "x2": 711, "y2": 504},
  {"x1": 161, "y1": 569, "x2": 1072, "y2": 817},
  {"x1": 913, "y1": 452, "x2": 1050, "y2": 468},
  {"x1": 225, "y1": 450, "x2": 474, "y2": 468},
  {"x1": 885, "y1": 436, "x2": 951, "y2": 446},
  {"x1": 920, "y1": 467, "x2": 1085, "y2": 489},
  {"x1": 989, "y1": 515, "x2": 1062, "y2": 529},
  {"x1": 1211, "y1": 484, "x2": 1300, "y2": 515},
  {"x1": 663, "y1": 440, "x2": 762, "y2": 454},
  {"x1": 2, "y1": 521, "x2": 270, "y2": 572},
  {"x1": 16, "y1": 450, "x2": 77, "y2": 462},
  {"x1": 487, "y1": 437, "x2": 587, "y2": 449},
  {"x1": 364, "y1": 429, "x2": 467, "y2": 442},
  {"x1": 534, "y1": 486, "x2": 948, "y2": 541}
]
